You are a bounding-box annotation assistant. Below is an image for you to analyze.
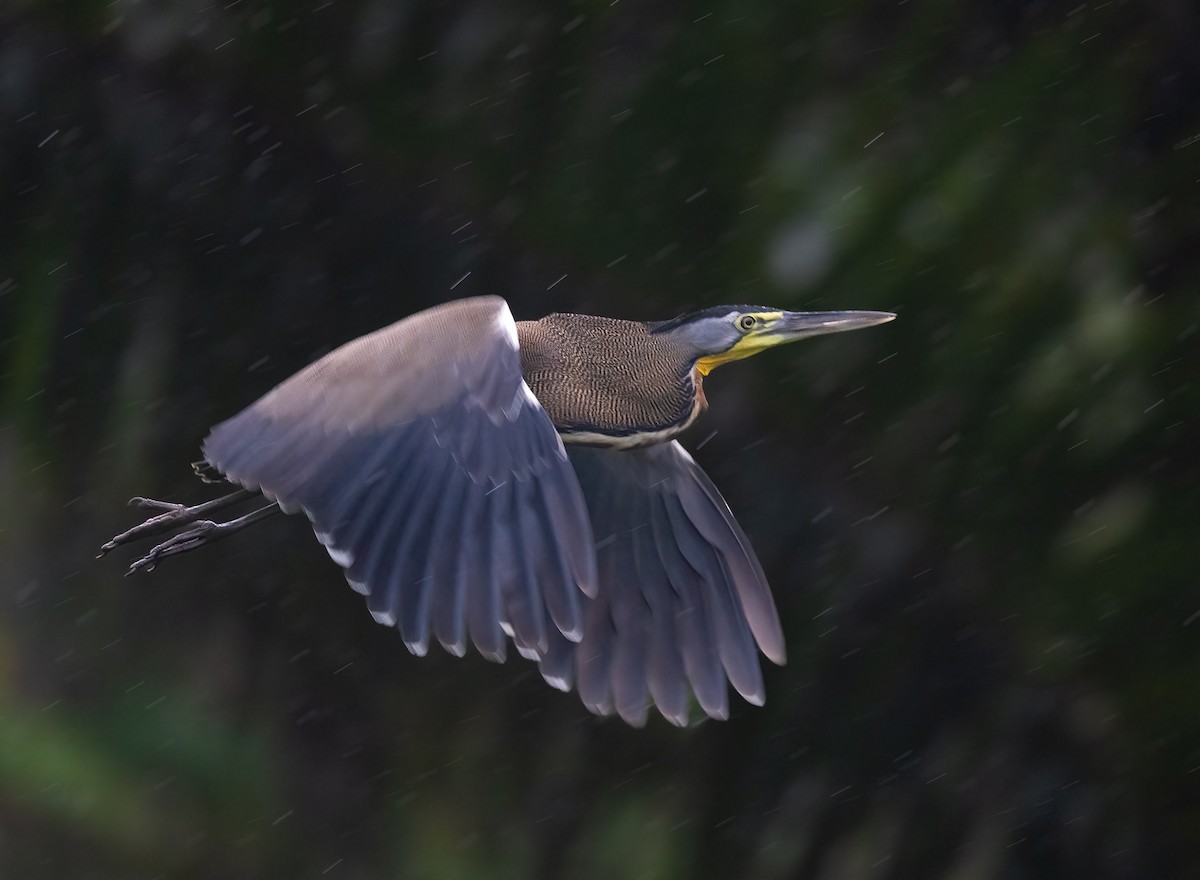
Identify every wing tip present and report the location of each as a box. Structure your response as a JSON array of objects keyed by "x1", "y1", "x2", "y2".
[
  {"x1": 661, "y1": 709, "x2": 689, "y2": 727},
  {"x1": 696, "y1": 688, "x2": 730, "y2": 721},
  {"x1": 370, "y1": 608, "x2": 396, "y2": 627},
  {"x1": 326, "y1": 545, "x2": 355, "y2": 569},
  {"x1": 367, "y1": 607, "x2": 396, "y2": 629},
  {"x1": 617, "y1": 707, "x2": 649, "y2": 728},
  {"x1": 478, "y1": 645, "x2": 508, "y2": 664},
  {"x1": 403, "y1": 639, "x2": 430, "y2": 657},
  {"x1": 583, "y1": 699, "x2": 613, "y2": 718},
  {"x1": 440, "y1": 639, "x2": 468, "y2": 658},
  {"x1": 762, "y1": 640, "x2": 787, "y2": 666}
]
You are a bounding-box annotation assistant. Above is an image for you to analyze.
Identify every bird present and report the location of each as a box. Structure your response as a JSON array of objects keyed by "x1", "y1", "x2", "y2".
[{"x1": 101, "y1": 296, "x2": 894, "y2": 726}]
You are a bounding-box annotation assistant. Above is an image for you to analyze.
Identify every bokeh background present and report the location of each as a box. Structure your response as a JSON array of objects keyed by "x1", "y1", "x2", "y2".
[{"x1": 2, "y1": 1, "x2": 1198, "y2": 877}]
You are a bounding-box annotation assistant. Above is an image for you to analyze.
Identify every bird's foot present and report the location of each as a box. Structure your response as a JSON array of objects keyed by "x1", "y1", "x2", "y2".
[
  {"x1": 126, "y1": 520, "x2": 224, "y2": 574},
  {"x1": 98, "y1": 488, "x2": 257, "y2": 557},
  {"x1": 117, "y1": 502, "x2": 280, "y2": 575},
  {"x1": 191, "y1": 459, "x2": 226, "y2": 484}
]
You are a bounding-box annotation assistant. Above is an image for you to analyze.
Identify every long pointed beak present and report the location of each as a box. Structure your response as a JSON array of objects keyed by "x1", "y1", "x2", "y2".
[{"x1": 772, "y1": 310, "x2": 896, "y2": 341}]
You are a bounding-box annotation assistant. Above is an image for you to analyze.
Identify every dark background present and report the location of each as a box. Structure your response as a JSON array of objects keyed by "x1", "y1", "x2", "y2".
[{"x1": 2, "y1": 1, "x2": 1198, "y2": 877}]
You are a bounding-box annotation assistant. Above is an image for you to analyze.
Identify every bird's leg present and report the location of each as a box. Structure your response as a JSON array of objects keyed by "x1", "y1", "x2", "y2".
[
  {"x1": 124, "y1": 503, "x2": 281, "y2": 575},
  {"x1": 98, "y1": 488, "x2": 257, "y2": 556}
]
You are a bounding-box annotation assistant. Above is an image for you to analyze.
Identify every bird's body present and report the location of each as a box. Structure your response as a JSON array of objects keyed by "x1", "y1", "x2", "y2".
[
  {"x1": 517, "y1": 312, "x2": 706, "y2": 446},
  {"x1": 102, "y1": 296, "x2": 894, "y2": 726}
]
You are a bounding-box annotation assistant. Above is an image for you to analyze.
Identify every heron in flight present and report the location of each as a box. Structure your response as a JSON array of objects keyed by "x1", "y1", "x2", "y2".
[{"x1": 102, "y1": 297, "x2": 894, "y2": 726}]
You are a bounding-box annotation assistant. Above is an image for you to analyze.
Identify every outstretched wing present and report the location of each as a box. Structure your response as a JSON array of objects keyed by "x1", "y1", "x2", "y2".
[
  {"x1": 538, "y1": 441, "x2": 786, "y2": 726},
  {"x1": 202, "y1": 296, "x2": 597, "y2": 660}
]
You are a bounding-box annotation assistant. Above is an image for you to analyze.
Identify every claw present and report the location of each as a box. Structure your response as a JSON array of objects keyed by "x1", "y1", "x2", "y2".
[
  {"x1": 191, "y1": 459, "x2": 227, "y2": 484},
  {"x1": 128, "y1": 496, "x2": 185, "y2": 512}
]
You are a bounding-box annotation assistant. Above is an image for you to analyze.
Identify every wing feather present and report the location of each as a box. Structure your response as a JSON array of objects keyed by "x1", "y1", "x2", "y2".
[
  {"x1": 469, "y1": 495, "x2": 506, "y2": 662},
  {"x1": 677, "y1": 463, "x2": 785, "y2": 664},
  {"x1": 555, "y1": 441, "x2": 782, "y2": 723},
  {"x1": 647, "y1": 491, "x2": 728, "y2": 719},
  {"x1": 201, "y1": 297, "x2": 594, "y2": 667},
  {"x1": 635, "y1": 516, "x2": 688, "y2": 726},
  {"x1": 425, "y1": 466, "x2": 472, "y2": 656},
  {"x1": 660, "y1": 492, "x2": 764, "y2": 705}
]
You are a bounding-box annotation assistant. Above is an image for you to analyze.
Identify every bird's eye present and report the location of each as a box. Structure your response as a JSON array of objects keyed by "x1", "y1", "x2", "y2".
[{"x1": 737, "y1": 315, "x2": 757, "y2": 331}]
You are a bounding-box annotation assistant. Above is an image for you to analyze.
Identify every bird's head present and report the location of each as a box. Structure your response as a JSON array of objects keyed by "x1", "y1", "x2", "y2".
[{"x1": 650, "y1": 305, "x2": 896, "y2": 375}]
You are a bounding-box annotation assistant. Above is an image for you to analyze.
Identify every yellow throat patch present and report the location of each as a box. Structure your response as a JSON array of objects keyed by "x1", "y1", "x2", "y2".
[{"x1": 694, "y1": 313, "x2": 785, "y2": 376}]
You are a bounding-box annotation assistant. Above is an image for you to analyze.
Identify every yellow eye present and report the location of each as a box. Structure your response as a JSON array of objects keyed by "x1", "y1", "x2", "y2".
[{"x1": 737, "y1": 314, "x2": 757, "y2": 331}]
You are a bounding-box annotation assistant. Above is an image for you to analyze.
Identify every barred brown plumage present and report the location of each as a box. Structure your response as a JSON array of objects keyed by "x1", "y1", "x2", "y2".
[
  {"x1": 517, "y1": 312, "x2": 702, "y2": 444},
  {"x1": 100, "y1": 295, "x2": 894, "y2": 726}
]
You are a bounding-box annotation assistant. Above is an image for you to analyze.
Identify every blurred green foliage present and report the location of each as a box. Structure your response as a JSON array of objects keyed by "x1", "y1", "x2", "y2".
[{"x1": 1, "y1": 0, "x2": 1198, "y2": 877}]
